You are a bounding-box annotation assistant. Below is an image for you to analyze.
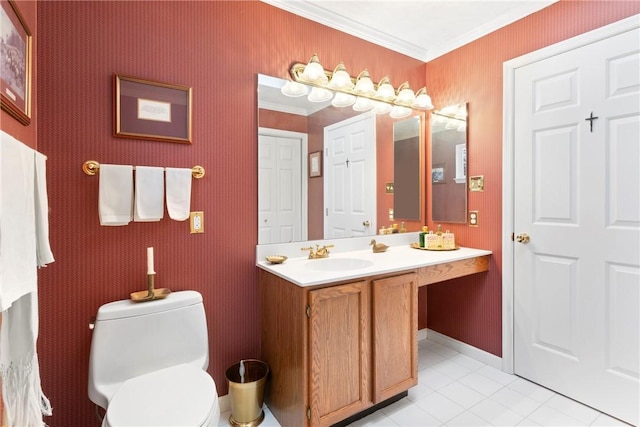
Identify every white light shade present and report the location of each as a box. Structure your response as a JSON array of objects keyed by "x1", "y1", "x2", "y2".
[
  {"x1": 300, "y1": 54, "x2": 327, "y2": 84},
  {"x1": 445, "y1": 120, "x2": 458, "y2": 130},
  {"x1": 281, "y1": 80, "x2": 308, "y2": 97},
  {"x1": 354, "y1": 70, "x2": 375, "y2": 96},
  {"x1": 372, "y1": 101, "x2": 393, "y2": 115},
  {"x1": 328, "y1": 63, "x2": 354, "y2": 91},
  {"x1": 375, "y1": 77, "x2": 396, "y2": 101},
  {"x1": 332, "y1": 92, "x2": 356, "y2": 107},
  {"x1": 308, "y1": 87, "x2": 333, "y2": 102},
  {"x1": 412, "y1": 88, "x2": 434, "y2": 110},
  {"x1": 390, "y1": 105, "x2": 412, "y2": 118},
  {"x1": 353, "y1": 97, "x2": 374, "y2": 111},
  {"x1": 395, "y1": 82, "x2": 416, "y2": 105}
]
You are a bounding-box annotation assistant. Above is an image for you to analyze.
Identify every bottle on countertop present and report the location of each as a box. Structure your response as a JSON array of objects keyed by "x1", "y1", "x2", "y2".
[
  {"x1": 426, "y1": 231, "x2": 440, "y2": 249},
  {"x1": 400, "y1": 222, "x2": 406, "y2": 233},
  {"x1": 443, "y1": 229, "x2": 456, "y2": 249},
  {"x1": 419, "y1": 225, "x2": 429, "y2": 247}
]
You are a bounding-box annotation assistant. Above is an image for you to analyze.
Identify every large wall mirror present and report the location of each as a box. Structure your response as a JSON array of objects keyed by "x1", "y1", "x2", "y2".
[
  {"x1": 431, "y1": 103, "x2": 468, "y2": 223},
  {"x1": 257, "y1": 74, "x2": 425, "y2": 244}
]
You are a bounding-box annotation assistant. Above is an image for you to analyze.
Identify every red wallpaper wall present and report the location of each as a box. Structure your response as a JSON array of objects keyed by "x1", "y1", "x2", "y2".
[
  {"x1": 36, "y1": 2, "x2": 424, "y2": 426},
  {"x1": 423, "y1": 1, "x2": 640, "y2": 353},
  {"x1": 25, "y1": 1, "x2": 640, "y2": 426}
]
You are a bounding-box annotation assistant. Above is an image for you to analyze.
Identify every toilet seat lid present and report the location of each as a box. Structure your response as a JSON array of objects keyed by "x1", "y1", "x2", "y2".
[{"x1": 106, "y1": 364, "x2": 217, "y2": 427}]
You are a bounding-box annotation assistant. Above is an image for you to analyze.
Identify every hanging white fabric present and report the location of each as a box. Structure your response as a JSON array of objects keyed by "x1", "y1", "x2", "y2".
[{"x1": 0, "y1": 130, "x2": 55, "y2": 426}]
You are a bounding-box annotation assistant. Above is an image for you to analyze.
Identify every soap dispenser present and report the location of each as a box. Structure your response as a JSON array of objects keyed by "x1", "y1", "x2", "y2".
[{"x1": 419, "y1": 226, "x2": 429, "y2": 247}]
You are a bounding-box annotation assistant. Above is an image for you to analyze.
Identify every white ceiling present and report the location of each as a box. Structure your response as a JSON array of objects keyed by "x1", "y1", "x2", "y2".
[{"x1": 262, "y1": 0, "x2": 558, "y2": 61}]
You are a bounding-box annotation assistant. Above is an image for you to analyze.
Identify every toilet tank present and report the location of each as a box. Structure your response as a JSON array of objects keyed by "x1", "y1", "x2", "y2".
[{"x1": 88, "y1": 290, "x2": 209, "y2": 409}]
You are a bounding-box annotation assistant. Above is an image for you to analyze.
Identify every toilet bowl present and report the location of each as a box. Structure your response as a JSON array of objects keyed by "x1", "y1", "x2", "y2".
[
  {"x1": 104, "y1": 364, "x2": 219, "y2": 427},
  {"x1": 88, "y1": 291, "x2": 219, "y2": 426}
]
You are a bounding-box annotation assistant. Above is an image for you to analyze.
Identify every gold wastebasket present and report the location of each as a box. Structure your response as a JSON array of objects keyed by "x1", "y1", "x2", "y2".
[{"x1": 225, "y1": 359, "x2": 269, "y2": 427}]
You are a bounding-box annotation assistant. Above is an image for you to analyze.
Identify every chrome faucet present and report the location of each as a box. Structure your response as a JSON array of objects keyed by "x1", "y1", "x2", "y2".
[{"x1": 301, "y1": 244, "x2": 335, "y2": 259}]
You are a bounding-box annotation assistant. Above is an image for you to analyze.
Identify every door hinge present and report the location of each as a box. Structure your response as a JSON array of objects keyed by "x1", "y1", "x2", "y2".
[
  {"x1": 306, "y1": 305, "x2": 310, "y2": 318},
  {"x1": 307, "y1": 407, "x2": 311, "y2": 420},
  {"x1": 511, "y1": 232, "x2": 514, "y2": 241}
]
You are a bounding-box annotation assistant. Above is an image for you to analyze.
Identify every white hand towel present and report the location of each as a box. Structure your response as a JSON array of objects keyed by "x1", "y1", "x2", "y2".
[
  {"x1": 33, "y1": 151, "x2": 55, "y2": 266},
  {"x1": 165, "y1": 167, "x2": 192, "y2": 221},
  {"x1": 0, "y1": 131, "x2": 37, "y2": 312},
  {"x1": 134, "y1": 166, "x2": 164, "y2": 222},
  {"x1": 99, "y1": 164, "x2": 133, "y2": 226}
]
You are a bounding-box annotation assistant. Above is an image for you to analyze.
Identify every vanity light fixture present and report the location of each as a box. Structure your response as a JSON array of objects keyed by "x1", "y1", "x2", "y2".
[
  {"x1": 282, "y1": 54, "x2": 434, "y2": 118},
  {"x1": 433, "y1": 104, "x2": 467, "y2": 132}
]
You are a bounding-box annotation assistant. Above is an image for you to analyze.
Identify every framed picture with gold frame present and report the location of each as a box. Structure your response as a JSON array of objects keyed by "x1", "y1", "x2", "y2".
[
  {"x1": 0, "y1": 0, "x2": 32, "y2": 125},
  {"x1": 114, "y1": 75, "x2": 192, "y2": 143},
  {"x1": 309, "y1": 151, "x2": 322, "y2": 178}
]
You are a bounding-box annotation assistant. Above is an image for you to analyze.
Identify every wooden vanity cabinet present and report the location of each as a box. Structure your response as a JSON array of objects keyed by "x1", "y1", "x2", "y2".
[{"x1": 260, "y1": 270, "x2": 418, "y2": 427}]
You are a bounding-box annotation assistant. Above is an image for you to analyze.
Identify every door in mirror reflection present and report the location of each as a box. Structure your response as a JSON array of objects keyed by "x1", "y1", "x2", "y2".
[
  {"x1": 324, "y1": 113, "x2": 377, "y2": 238},
  {"x1": 431, "y1": 104, "x2": 468, "y2": 223},
  {"x1": 258, "y1": 129, "x2": 308, "y2": 244}
]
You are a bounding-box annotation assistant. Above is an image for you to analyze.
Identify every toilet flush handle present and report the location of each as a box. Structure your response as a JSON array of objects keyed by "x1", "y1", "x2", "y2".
[{"x1": 89, "y1": 316, "x2": 96, "y2": 330}]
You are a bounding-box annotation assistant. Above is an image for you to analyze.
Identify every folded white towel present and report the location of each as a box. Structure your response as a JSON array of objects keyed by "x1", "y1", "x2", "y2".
[
  {"x1": 0, "y1": 131, "x2": 37, "y2": 311},
  {"x1": 99, "y1": 164, "x2": 133, "y2": 226},
  {"x1": 165, "y1": 167, "x2": 192, "y2": 221},
  {"x1": 134, "y1": 166, "x2": 164, "y2": 222},
  {"x1": 34, "y1": 151, "x2": 55, "y2": 266}
]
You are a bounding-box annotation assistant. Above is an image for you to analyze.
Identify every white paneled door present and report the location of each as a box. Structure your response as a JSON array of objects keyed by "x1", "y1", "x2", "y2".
[
  {"x1": 513, "y1": 26, "x2": 639, "y2": 425},
  {"x1": 258, "y1": 130, "x2": 307, "y2": 244},
  {"x1": 324, "y1": 113, "x2": 376, "y2": 239}
]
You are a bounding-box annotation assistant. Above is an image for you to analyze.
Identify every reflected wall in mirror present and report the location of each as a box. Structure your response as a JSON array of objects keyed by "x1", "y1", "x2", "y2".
[
  {"x1": 394, "y1": 116, "x2": 423, "y2": 221},
  {"x1": 257, "y1": 74, "x2": 425, "y2": 244},
  {"x1": 431, "y1": 103, "x2": 468, "y2": 223}
]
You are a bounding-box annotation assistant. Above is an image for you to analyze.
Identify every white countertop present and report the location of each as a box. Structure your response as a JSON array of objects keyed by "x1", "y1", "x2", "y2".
[{"x1": 256, "y1": 233, "x2": 491, "y2": 287}]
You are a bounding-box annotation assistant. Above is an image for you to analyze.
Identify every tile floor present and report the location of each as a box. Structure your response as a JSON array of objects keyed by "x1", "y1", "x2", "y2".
[{"x1": 218, "y1": 338, "x2": 631, "y2": 427}]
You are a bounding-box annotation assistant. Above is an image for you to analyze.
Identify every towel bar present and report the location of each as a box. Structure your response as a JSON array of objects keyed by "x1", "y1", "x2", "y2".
[{"x1": 82, "y1": 160, "x2": 205, "y2": 179}]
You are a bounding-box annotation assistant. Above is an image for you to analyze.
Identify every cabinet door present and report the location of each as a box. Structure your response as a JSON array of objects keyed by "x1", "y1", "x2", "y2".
[
  {"x1": 372, "y1": 272, "x2": 418, "y2": 402},
  {"x1": 308, "y1": 281, "x2": 371, "y2": 426}
]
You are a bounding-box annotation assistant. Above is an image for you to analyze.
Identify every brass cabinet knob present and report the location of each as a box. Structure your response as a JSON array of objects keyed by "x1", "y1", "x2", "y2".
[
  {"x1": 516, "y1": 233, "x2": 530, "y2": 244},
  {"x1": 363, "y1": 220, "x2": 371, "y2": 227}
]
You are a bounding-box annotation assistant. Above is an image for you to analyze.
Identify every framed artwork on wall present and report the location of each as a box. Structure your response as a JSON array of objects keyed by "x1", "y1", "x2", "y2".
[
  {"x1": 114, "y1": 75, "x2": 192, "y2": 143},
  {"x1": 309, "y1": 151, "x2": 322, "y2": 178},
  {"x1": 0, "y1": 0, "x2": 32, "y2": 125},
  {"x1": 432, "y1": 164, "x2": 445, "y2": 183}
]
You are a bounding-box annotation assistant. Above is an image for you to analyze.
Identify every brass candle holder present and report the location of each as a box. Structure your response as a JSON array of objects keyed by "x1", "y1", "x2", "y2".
[{"x1": 130, "y1": 273, "x2": 171, "y2": 302}]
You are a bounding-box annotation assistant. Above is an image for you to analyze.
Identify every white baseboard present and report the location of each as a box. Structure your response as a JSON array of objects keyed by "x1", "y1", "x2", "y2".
[{"x1": 420, "y1": 328, "x2": 503, "y2": 370}]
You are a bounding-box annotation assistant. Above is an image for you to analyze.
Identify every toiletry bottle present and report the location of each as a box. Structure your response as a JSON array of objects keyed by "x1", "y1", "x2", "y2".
[
  {"x1": 419, "y1": 226, "x2": 429, "y2": 247},
  {"x1": 426, "y1": 231, "x2": 439, "y2": 249},
  {"x1": 436, "y1": 225, "x2": 443, "y2": 248},
  {"x1": 400, "y1": 222, "x2": 406, "y2": 233},
  {"x1": 443, "y1": 229, "x2": 456, "y2": 249}
]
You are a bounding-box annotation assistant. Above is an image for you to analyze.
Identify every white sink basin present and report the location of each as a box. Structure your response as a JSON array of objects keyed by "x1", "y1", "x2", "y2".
[{"x1": 305, "y1": 258, "x2": 374, "y2": 272}]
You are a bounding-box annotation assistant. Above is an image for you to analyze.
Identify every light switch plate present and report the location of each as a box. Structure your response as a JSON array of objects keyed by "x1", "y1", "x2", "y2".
[
  {"x1": 385, "y1": 183, "x2": 394, "y2": 193},
  {"x1": 190, "y1": 211, "x2": 204, "y2": 233},
  {"x1": 388, "y1": 208, "x2": 394, "y2": 220},
  {"x1": 469, "y1": 175, "x2": 484, "y2": 192}
]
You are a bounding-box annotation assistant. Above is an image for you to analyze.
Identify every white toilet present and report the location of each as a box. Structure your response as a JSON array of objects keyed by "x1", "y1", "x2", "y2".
[{"x1": 88, "y1": 290, "x2": 220, "y2": 427}]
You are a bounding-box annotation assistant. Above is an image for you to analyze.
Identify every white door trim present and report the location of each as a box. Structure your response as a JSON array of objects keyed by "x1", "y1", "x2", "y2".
[{"x1": 501, "y1": 13, "x2": 640, "y2": 374}]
